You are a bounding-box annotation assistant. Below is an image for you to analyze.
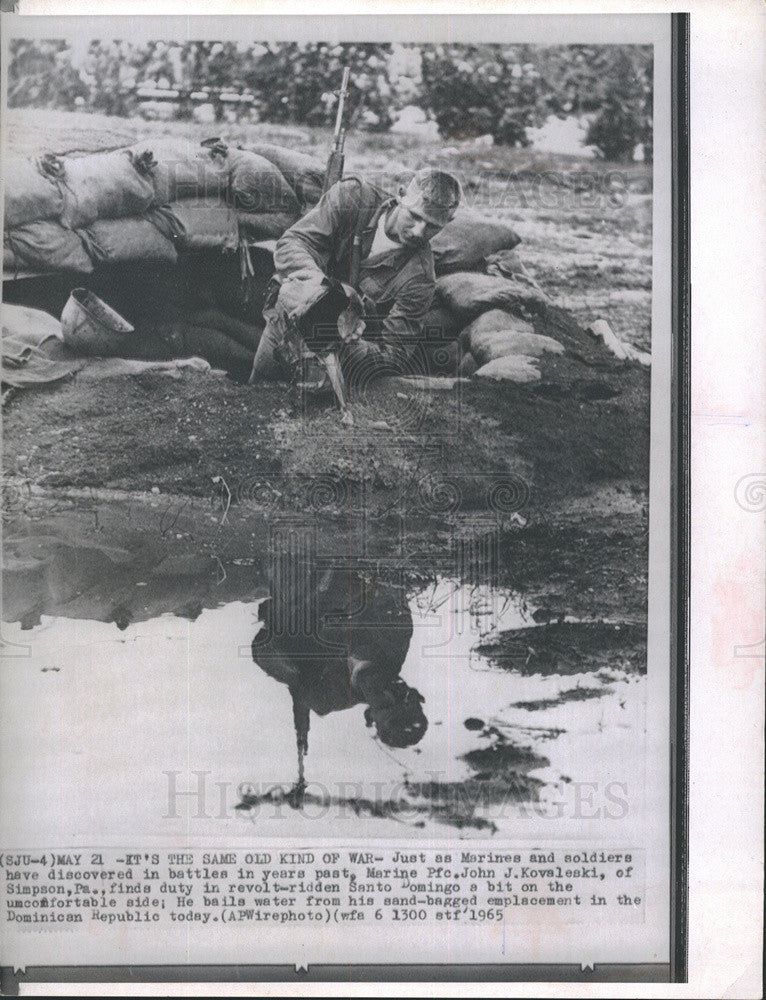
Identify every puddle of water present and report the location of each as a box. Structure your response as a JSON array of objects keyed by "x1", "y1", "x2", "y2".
[
  {"x1": 0, "y1": 576, "x2": 646, "y2": 843},
  {"x1": 2, "y1": 501, "x2": 270, "y2": 629}
]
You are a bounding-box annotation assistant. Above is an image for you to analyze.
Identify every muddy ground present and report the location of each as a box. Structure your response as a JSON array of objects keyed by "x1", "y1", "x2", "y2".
[{"x1": 3, "y1": 294, "x2": 649, "y2": 624}]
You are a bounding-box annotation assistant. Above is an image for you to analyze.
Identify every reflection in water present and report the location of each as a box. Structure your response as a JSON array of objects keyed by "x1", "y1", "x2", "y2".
[
  {"x1": 2, "y1": 501, "x2": 647, "y2": 838},
  {"x1": 251, "y1": 567, "x2": 427, "y2": 799},
  {"x1": 2, "y1": 502, "x2": 269, "y2": 628}
]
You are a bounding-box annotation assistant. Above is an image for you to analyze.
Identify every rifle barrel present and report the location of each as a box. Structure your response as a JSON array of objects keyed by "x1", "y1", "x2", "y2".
[{"x1": 333, "y1": 66, "x2": 351, "y2": 139}]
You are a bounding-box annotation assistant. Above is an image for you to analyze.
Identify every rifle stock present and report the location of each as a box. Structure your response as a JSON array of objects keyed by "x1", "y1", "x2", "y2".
[{"x1": 323, "y1": 139, "x2": 346, "y2": 193}]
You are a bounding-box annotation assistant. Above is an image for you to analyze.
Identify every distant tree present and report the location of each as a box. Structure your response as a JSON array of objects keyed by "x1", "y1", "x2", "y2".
[
  {"x1": 419, "y1": 43, "x2": 652, "y2": 157},
  {"x1": 240, "y1": 43, "x2": 397, "y2": 131},
  {"x1": 82, "y1": 41, "x2": 141, "y2": 116},
  {"x1": 535, "y1": 45, "x2": 652, "y2": 161},
  {"x1": 7, "y1": 40, "x2": 87, "y2": 109},
  {"x1": 6, "y1": 39, "x2": 652, "y2": 159},
  {"x1": 420, "y1": 44, "x2": 547, "y2": 144}
]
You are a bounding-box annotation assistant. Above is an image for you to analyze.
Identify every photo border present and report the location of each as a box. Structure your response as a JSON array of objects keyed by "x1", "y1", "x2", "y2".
[{"x1": 0, "y1": 10, "x2": 690, "y2": 990}]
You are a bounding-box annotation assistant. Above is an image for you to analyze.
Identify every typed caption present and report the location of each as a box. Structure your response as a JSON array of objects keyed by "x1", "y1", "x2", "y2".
[{"x1": 2, "y1": 847, "x2": 644, "y2": 929}]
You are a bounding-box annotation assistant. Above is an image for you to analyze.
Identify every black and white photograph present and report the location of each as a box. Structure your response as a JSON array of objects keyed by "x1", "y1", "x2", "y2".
[{"x1": 0, "y1": 12, "x2": 678, "y2": 983}]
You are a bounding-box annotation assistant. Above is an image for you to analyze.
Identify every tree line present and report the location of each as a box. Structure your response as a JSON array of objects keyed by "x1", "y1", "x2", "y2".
[{"x1": 8, "y1": 40, "x2": 653, "y2": 162}]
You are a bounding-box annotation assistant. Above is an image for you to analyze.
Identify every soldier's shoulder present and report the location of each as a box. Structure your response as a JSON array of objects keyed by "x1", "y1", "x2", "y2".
[{"x1": 337, "y1": 174, "x2": 391, "y2": 206}]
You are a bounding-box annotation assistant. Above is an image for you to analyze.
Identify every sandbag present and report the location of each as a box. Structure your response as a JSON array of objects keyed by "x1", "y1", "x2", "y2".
[
  {"x1": 1, "y1": 302, "x2": 63, "y2": 344},
  {"x1": 436, "y1": 272, "x2": 548, "y2": 323},
  {"x1": 474, "y1": 355, "x2": 541, "y2": 383},
  {"x1": 485, "y1": 248, "x2": 527, "y2": 278},
  {"x1": 57, "y1": 150, "x2": 155, "y2": 230},
  {"x1": 237, "y1": 211, "x2": 299, "y2": 240},
  {"x1": 460, "y1": 309, "x2": 563, "y2": 366},
  {"x1": 244, "y1": 142, "x2": 325, "y2": 209},
  {"x1": 83, "y1": 214, "x2": 178, "y2": 265},
  {"x1": 3, "y1": 157, "x2": 65, "y2": 228},
  {"x1": 164, "y1": 200, "x2": 239, "y2": 252},
  {"x1": 3, "y1": 243, "x2": 23, "y2": 274},
  {"x1": 129, "y1": 139, "x2": 229, "y2": 203},
  {"x1": 221, "y1": 147, "x2": 300, "y2": 215},
  {"x1": 431, "y1": 209, "x2": 521, "y2": 276},
  {"x1": 6, "y1": 220, "x2": 93, "y2": 273}
]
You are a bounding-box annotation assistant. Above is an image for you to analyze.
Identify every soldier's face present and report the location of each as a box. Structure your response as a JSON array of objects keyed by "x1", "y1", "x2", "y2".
[{"x1": 389, "y1": 187, "x2": 446, "y2": 245}]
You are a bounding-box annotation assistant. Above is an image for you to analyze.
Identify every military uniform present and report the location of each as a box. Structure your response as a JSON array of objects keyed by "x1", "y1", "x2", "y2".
[
  {"x1": 250, "y1": 177, "x2": 437, "y2": 379},
  {"x1": 252, "y1": 568, "x2": 414, "y2": 718}
]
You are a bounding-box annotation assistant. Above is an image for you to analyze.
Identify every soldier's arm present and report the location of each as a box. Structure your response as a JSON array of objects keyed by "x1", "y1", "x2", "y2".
[
  {"x1": 345, "y1": 272, "x2": 435, "y2": 374},
  {"x1": 273, "y1": 180, "x2": 350, "y2": 280}
]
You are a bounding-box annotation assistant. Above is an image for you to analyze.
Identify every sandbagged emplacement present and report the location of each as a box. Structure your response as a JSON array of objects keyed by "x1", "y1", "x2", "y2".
[
  {"x1": 3, "y1": 157, "x2": 65, "y2": 228},
  {"x1": 164, "y1": 201, "x2": 239, "y2": 252},
  {"x1": 237, "y1": 211, "x2": 300, "y2": 240},
  {"x1": 431, "y1": 209, "x2": 521, "y2": 276},
  {"x1": 6, "y1": 221, "x2": 94, "y2": 274},
  {"x1": 473, "y1": 355, "x2": 542, "y2": 383},
  {"x1": 222, "y1": 147, "x2": 301, "y2": 216},
  {"x1": 129, "y1": 139, "x2": 230, "y2": 203},
  {"x1": 83, "y1": 215, "x2": 178, "y2": 265},
  {"x1": 55, "y1": 150, "x2": 156, "y2": 230},
  {"x1": 436, "y1": 272, "x2": 549, "y2": 324},
  {"x1": 2, "y1": 139, "x2": 319, "y2": 276}
]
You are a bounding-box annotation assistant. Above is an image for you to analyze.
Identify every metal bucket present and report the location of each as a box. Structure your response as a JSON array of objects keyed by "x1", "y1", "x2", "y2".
[{"x1": 60, "y1": 288, "x2": 134, "y2": 357}]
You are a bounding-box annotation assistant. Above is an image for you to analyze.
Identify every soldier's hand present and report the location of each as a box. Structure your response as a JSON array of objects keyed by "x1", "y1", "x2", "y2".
[
  {"x1": 337, "y1": 304, "x2": 365, "y2": 343},
  {"x1": 278, "y1": 271, "x2": 327, "y2": 318}
]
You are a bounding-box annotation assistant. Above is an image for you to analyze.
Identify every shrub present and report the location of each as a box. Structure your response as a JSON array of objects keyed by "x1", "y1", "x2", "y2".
[{"x1": 420, "y1": 44, "x2": 546, "y2": 144}]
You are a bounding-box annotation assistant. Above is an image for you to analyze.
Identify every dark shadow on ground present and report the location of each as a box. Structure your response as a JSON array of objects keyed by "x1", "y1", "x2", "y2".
[{"x1": 476, "y1": 621, "x2": 647, "y2": 676}]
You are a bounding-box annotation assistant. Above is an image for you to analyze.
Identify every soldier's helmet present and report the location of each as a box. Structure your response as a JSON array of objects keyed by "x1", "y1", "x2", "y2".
[{"x1": 364, "y1": 679, "x2": 428, "y2": 748}]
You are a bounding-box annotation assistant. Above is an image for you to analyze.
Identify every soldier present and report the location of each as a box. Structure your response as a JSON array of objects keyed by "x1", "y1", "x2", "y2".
[{"x1": 247, "y1": 167, "x2": 462, "y2": 387}]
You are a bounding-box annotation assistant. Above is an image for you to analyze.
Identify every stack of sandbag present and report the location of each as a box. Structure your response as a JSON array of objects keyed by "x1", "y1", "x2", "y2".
[
  {"x1": 243, "y1": 141, "x2": 325, "y2": 213},
  {"x1": 127, "y1": 137, "x2": 306, "y2": 249},
  {"x1": 424, "y1": 208, "x2": 568, "y2": 381},
  {"x1": 3, "y1": 137, "x2": 323, "y2": 275},
  {"x1": 431, "y1": 208, "x2": 521, "y2": 276},
  {"x1": 3, "y1": 148, "x2": 172, "y2": 273},
  {"x1": 3, "y1": 154, "x2": 95, "y2": 274},
  {"x1": 459, "y1": 309, "x2": 564, "y2": 382}
]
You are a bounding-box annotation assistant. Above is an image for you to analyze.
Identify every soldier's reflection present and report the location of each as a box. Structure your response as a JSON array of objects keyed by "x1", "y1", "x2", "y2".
[{"x1": 251, "y1": 567, "x2": 427, "y2": 799}]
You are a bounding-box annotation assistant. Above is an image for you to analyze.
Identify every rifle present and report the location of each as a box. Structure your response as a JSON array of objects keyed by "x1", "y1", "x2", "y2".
[
  {"x1": 323, "y1": 65, "x2": 351, "y2": 194},
  {"x1": 320, "y1": 65, "x2": 353, "y2": 421}
]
